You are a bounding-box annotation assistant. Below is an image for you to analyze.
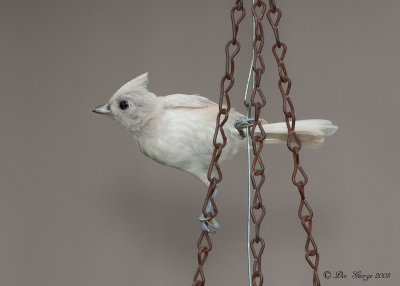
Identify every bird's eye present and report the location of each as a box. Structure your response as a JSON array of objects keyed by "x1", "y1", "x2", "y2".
[{"x1": 119, "y1": 100, "x2": 129, "y2": 110}]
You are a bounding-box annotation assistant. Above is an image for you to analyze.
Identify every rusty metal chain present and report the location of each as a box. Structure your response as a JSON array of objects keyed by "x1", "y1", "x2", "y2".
[
  {"x1": 191, "y1": 1, "x2": 245, "y2": 286},
  {"x1": 243, "y1": 1, "x2": 268, "y2": 286},
  {"x1": 266, "y1": 1, "x2": 321, "y2": 285}
]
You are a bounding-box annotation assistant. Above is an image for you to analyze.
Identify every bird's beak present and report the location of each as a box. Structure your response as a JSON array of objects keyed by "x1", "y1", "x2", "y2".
[{"x1": 92, "y1": 104, "x2": 111, "y2": 115}]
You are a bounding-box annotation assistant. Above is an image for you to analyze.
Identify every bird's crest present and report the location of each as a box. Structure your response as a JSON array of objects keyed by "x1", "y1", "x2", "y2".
[{"x1": 115, "y1": 72, "x2": 149, "y2": 95}]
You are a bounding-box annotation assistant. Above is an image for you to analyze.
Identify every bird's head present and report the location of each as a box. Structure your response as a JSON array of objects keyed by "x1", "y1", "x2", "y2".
[{"x1": 92, "y1": 72, "x2": 158, "y2": 133}]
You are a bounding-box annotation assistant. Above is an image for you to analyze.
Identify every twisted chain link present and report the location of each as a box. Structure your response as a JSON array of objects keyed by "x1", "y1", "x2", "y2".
[
  {"x1": 191, "y1": 1, "x2": 245, "y2": 285},
  {"x1": 247, "y1": 2, "x2": 267, "y2": 286},
  {"x1": 266, "y1": 1, "x2": 321, "y2": 285}
]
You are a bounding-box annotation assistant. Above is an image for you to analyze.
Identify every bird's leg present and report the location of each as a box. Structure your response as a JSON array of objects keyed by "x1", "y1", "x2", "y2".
[
  {"x1": 234, "y1": 118, "x2": 255, "y2": 138},
  {"x1": 199, "y1": 186, "x2": 220, "y2": 233}
]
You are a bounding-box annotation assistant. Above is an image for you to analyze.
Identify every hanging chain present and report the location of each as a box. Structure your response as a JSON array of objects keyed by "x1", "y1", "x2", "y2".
[
  {"x1": 243, "y1": 1, "x2": 268, "y2": 286},
  {"x1": 191, "y1": 1, "x2": 245, "y2": 286},
  {"x1": 266, "y1": 1, "x2": 321, "y2": 285}
]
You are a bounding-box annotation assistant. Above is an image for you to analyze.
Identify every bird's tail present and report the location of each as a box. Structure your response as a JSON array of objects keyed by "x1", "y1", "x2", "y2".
[{"x1": 261, "y1": 119, "x2": 338, "y2": 147}]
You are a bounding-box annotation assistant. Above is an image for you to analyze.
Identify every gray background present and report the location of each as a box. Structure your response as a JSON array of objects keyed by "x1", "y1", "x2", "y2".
[{"x1": 1, "y1": 0, "x2": 399, "y2": 285}]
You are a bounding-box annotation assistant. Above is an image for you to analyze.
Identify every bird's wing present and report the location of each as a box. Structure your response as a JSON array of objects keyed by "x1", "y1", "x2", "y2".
[
  {"x1": 162, "y1": 94, "x2": 217, "y2": 109},
  {"x1": 161, "y1": 93, "x2": 267, "y2": 132}
]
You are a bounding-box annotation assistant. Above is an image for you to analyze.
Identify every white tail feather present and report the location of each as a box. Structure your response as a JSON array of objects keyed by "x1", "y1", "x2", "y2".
[{"x1": 261, "y1": 119, "x2": 338, "y2": 147}]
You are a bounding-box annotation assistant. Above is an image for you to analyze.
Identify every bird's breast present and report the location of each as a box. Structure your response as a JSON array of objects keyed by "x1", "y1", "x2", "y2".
[{"x1": 135, "y1": 107, "x2": 242, "y2": 176}]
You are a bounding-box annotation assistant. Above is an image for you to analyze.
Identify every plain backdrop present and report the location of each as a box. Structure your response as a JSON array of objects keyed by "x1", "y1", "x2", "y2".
[{"x1": 1, "y1": 1, "x2": 399, "y2": 285}]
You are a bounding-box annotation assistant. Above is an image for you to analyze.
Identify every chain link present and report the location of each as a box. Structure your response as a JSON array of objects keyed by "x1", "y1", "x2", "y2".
[
  {"x1": 192, "y1": 2, "x2": 323, "y2": 285},
  {"x1": 191, "y1": 1, "x2": 245, "y2": 286},
  {"x1": 241, "y1": 1, "x2": 268, "y2": 286},
  {"x1": 266, "y1": 1, "x2": 321, "y2": 285}
]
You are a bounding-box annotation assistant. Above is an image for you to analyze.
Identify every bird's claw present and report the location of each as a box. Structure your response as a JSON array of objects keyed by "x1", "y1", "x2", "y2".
[
  {"x1": 234, "y1": 118, "x2": 255, "y2": 138},
  {"x1": 234, "y1": 118, "x2": 255, "y2": 130},
  {"x1": 198, "y1": 186, "x2": 220, "y2": 233},
  {"x1": 199, "y1": 214, "x2": 220, "y2": 234}
]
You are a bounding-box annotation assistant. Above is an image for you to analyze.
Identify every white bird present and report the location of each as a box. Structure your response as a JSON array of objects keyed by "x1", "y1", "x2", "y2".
[{"x1": 93, "y1": 72, "x2": 338, "y2": 232}]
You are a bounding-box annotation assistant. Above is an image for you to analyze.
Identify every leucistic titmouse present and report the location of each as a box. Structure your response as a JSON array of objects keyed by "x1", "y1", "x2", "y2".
[{"x1": 93, "y1": 73, "x2": 338, "y2": 232}]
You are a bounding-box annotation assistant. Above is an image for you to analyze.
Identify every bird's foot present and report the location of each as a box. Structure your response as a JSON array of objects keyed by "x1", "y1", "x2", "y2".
[
  {"x1": 198, "y1": 186, "x2": 220, "y2": 233},
  {"x1": 234, "y1": 118, "x2": 255, "y2": 138},
  {"x1": 198, "y1": 214, "x2": 220, "y2": 234},
  {"x1": 234, "y1": 118, "x2": 255, "y2": 130}
]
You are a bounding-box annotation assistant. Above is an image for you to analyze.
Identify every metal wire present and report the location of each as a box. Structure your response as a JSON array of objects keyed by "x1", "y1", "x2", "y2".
[
  {"x1": 247, "y1": 1, "x2": 268, "y2": 286},
  {"x1": 243, "y1": 1, "x2": 256, "y2": 285}
]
